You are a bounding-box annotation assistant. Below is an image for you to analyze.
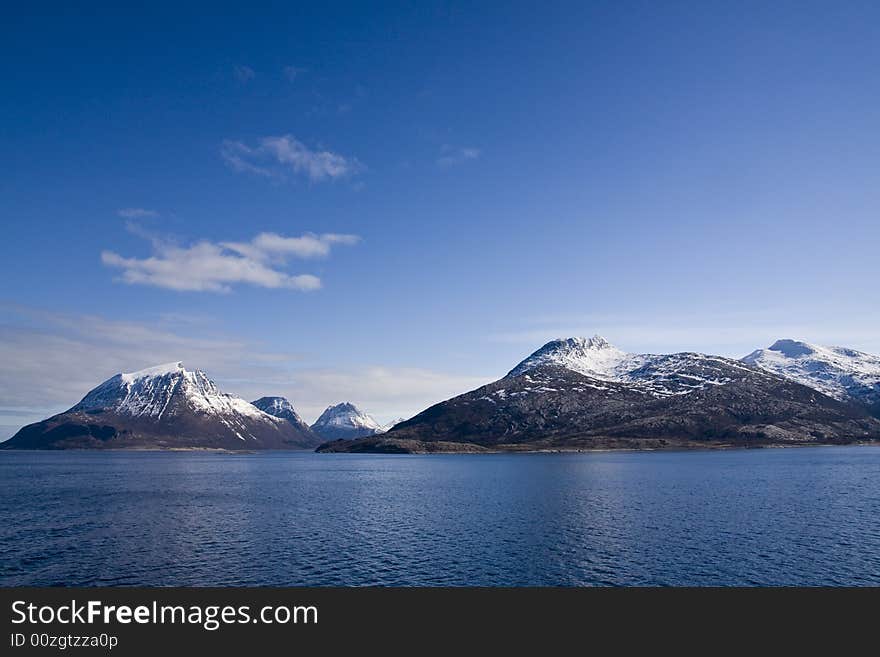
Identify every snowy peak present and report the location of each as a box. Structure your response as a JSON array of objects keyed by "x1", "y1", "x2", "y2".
[
  {"x1": 251, "y1": 396, "x2": 309, "y2": 429},
  {"x1": 343, "y1": 336, "x2": 880, "y2": 453},
  {"x1": 743, "y1": 339, "x2": 880, "y2": 409},
  {"x1": 767, "y1": 339, "x2": 816, "y2": 358},
  {"x1": 71, "y1": 362, "x2": 272, "y2": 426},
  {"x1": 584, "y1": 335, "x2": 611, "y2": 349},
  {"x1": 507, "y1": 336, "x2": 767, "y2": 398},
  {"x1": 252, "y1": 396, "x2": 294, "y2": 415},
  {"x1": 515, "y1": 334, "x2": 879, "y2": 408},
  {"x1": 379, "y1": 417, "x2": 407, "y2": 433},
  {"x1": 7, "y1": 362, "x2": 323, "y2": 449},
  {"x1": 311, "y1": 402, "x2": 382, "y2": 440},
  {"x1": 120, "y1": 361, "x2": 185, "y2": 383},
  {"x1": 507, "y1": 335, "x2": 636, "y2": 380}
]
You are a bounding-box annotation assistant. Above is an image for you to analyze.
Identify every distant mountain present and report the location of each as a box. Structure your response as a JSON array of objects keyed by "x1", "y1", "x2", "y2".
[
  {"x1": 379, "y1": 417, "x2": 407, "y2": 433},
  {"x1": 743, "y1": 340, "x2": 880, "y2": 416},
  {"x1": 310, "y1": 403, "x2": 382, "y2": 440},
  {"x1": 251, "y1": 396, "x2": 322, "y2": 446},
  {"x1": 318, "y1": 336, "x2": 880, "y2": 453},
  {"x1": 2, "y1": 363, "x2": 317, "y2": 450}
]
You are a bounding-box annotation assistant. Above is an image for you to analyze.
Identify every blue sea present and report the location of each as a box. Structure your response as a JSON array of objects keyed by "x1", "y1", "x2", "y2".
[{"x1": 2, "y1": 447, "x2": 879, "y2": 586}]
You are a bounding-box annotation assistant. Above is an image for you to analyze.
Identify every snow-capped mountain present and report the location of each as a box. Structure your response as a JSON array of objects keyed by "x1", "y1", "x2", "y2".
[
  {"x1": 508, "y1": 335, "x2": 640, "y2": 380},
  {"x1": 509, "y1": 335, "x2": 755, "y2": 397},
  {"x1": 379, "y1": 417, "x2": 407, "y2": 433},
  {"x1": 251, "y1": 396, "x2": 321, "y2": 446},
  {"x1": 4, "y1": 362, "x2": 318, "y2": 450},
  {"x1": 310, "y1": 403, "x2": 382, "y2": 440},
  {"x1": 320, "y1": 336, "x2": 880, "y2": 453},
  {"x1": 71, "y1": 362, "x2": 263, "y2": 423},
  {"x1": 743, "y1": 340, "x2": 880, "y2": 414},
  {"x1": 251, "y1": 396, "x2": 316, "y2": 434}
]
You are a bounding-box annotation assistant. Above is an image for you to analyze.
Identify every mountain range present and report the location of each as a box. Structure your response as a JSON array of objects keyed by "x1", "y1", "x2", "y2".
[
  {"x1": 1, "y1": 364, "x2": 374, "y2": 450},
  {"x1": 318, "y1": 336, "x2": 880, "y2": 453},
  {"x1": 743, "y1": 339, "x2": 880, "y2": 415},
  {"x1": 4, "y1": 337, "x2": 879, "y2": 452},
  {"x1": 251, "y1": 397, "x2": 393, "y2": 441}
]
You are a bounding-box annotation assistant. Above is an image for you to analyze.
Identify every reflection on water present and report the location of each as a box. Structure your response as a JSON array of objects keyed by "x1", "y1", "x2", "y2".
[{"x1": 1, "y1": 447, "x2": 879, "y2": 586}]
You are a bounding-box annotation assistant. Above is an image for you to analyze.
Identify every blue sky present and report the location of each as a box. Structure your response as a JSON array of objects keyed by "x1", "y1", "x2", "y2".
[{"x1": 2, "y1": 1, "x2": 879, "y2": 435}]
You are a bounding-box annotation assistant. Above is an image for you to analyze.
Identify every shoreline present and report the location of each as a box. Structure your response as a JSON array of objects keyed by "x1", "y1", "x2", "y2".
[
  {"x1": 8, "y1": 443, "x2": 871, "y2": 455},
  {"x1": 317, "y1": 442, "x2": 880, "y2": 456},
  {"x1": 2, "y1": 441, "x2": 879, "y2": 456}
]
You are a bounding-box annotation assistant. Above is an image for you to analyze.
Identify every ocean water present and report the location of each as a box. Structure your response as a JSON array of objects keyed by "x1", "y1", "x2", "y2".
[{"x1": 1, "y1": 447, "x2": 879, "y2": 586}]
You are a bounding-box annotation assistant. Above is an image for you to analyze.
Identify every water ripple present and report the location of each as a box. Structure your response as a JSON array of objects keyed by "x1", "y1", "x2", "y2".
[{"x1": 1, "y1": 448, "x2": 879, "y2": 586}]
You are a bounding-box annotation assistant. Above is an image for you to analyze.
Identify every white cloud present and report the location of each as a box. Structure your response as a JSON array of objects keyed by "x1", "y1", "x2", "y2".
[
  {"x1": 223, "y1": 232, "x2": 360, "y2": 260},
  {"x1": 221, "y1": 134, "x2": 363, "y2": 182},
  {"x1": 101, "y1": 230, "x2": 358, "y2": 293},
  {"x1": 233, "y1": 65, "x2": 255, "y2": 83},
  {"x1": 436, "y1": 145, "x2": 481, "y2": 168},
  {"x1": 117, "y1": 208, "x2": 158, "y2": 218}
]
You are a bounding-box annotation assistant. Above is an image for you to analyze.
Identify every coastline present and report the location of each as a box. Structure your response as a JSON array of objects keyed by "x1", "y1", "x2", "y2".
[
  {"x1": 2, "y1": 440, "x2": 878, "y2": 455},
  {"x1": 315, "y1": 436, "x2": 880, "y2": 455}
]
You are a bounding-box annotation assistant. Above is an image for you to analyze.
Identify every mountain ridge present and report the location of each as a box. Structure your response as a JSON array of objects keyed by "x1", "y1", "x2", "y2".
[
  {"x1": 251, "y1": 396, "x2": 322, "y2": 446},
  {"x1": 743, "y1": 339, "x2": 880, "y2": 415},
  {"x1": 3, "y1": 363, "x2": 318, "y2": 450},
  {"x1": 319, "y1": 337, "x2": 880, "y2": 453},
  {"x1": 5, "y1": 336, "x2": 880, "y2": 452}
]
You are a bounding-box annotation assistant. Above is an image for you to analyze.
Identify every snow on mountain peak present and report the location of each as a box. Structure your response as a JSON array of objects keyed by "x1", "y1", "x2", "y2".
[
  {"x1": 250, "y1": 396, "x2": 309, "y2": 429},
  {"x1": 584, "y1": 334, "x2": 611, "y2": 349},
  {"x1": 743, "y1": 340, "x2": 880, "y2": 407},
  {"x1": 379, "y1": 417, "x2": 407, "y2": 433},
  {"x1": 314, "y1": 403, "x2": 381, "y2": 429},
  {"x1": 120, "y1": 361, "x2": 185, "y2": 383},
  {"x1": 507, "y1": 335, "x2": 635, "y2": 380},
  {"x1": 71, "y1": 362, "x2": 276, "y2": 430},
  {"x1": 311, "y1": 402, "x2": 382, "y2": 439},
  {"x1": 767, "y1": 339, "x2": 816, "y2": 358},
  {"x1": 252, "y1": 396, "x2": 294, "y2": 415},
  {"x1": 507, "y1": 336, "x2": 763, "y2": 398}
]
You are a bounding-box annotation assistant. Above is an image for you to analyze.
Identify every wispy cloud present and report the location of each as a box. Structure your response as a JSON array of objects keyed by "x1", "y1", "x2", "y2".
[
  {"x1": 117, "y1": 208, "x2": 158, "y2": 219},
  {"x1": 221, "y1": 134, "x2": 363, "y2": 182},
  {"x1": 233, "y1": 65, "x2": 255, "y2": 83},
  {"x1": 101, "y1": 228, "x2": 358, "y2": 293},
  {"x1": 283, "y1": 65, "x2": 307, "y2": 82},
  {"x1": 222, "y1": 232, "x2": 360, "y2": 260},
  {"x1": 436, "y1": 145, "x2": 481, "y2": 168}
]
